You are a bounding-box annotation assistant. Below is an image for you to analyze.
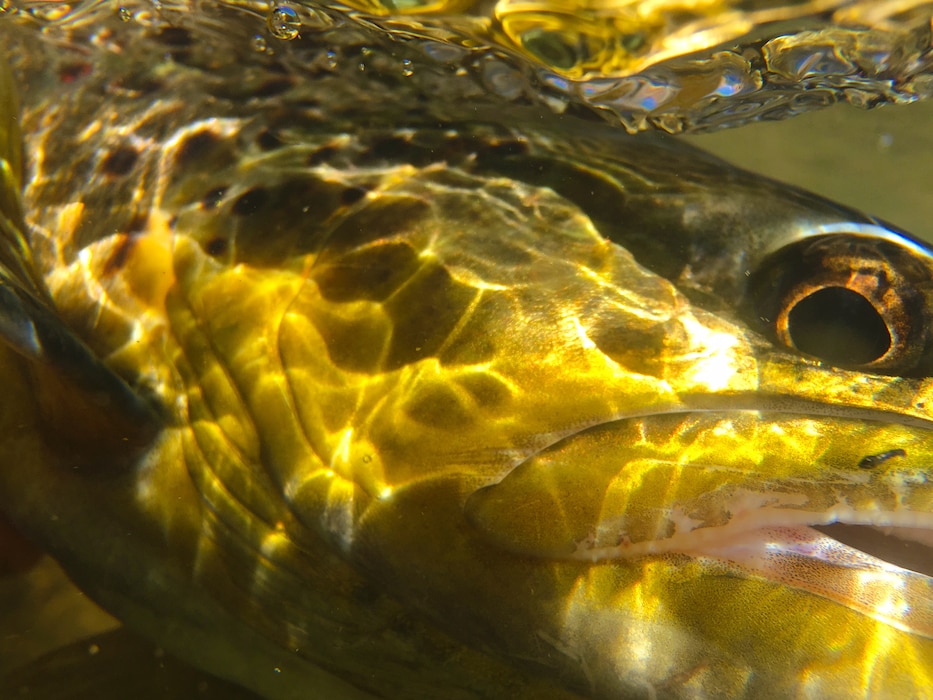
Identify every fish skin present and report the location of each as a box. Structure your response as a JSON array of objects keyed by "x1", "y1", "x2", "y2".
[{"x1": 3, "y1": 12, "x2": 933, "y2": 700}]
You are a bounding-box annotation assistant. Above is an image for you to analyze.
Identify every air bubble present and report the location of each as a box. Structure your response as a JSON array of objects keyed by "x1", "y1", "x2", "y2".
[
  {"x1": 117, "y1": 6, "x2": 132, "y2": 21},
  {"x1": 325, "y1": 49, "x2": 338, "y2": 68},
  {"x1": 267, "y1": 5, "x2": 300, "y2": 41},
  {"x1": 251, "y1": 34, "x2": 268, "y2": 52},
  {"x1": 401, "y1": 58, "x2": 413, "y2": 77}
]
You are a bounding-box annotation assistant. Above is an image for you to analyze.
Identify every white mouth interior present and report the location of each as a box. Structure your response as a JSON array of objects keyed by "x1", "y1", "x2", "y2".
[{"x1": 570, "y1": 507, "x2": 933, "y2": 639}]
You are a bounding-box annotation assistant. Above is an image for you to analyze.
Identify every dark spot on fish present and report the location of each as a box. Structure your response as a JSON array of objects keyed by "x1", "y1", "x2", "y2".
[
  {"x1": 232, "y1": 187, "x2": 268, "y2": 216},
  {"x1": 201, "y1": 186, "x2": 228, "y2": 210},
  {"x1": 477, "y1": 139, "x2": 530, "y2": 160},
  {"x1": 125, "y1": 212, "x2": 150, "y2": 234},
  {"x1": 155, "y1": 27, "x2": 193, "y2": 47},
  {"x1": 858, "y1": 449, "x2": 906, "y2": 469},
  {"x1": 205, "y1": 237, "x2": 229, "y2": 257},
  {"x1": 59, "y1": 62, "x2": 92, "y2": 84},
  {"x1": 340, "y1": 186, "x2": 370, "y2": 206},
  {"x1": 371, "y1": 135, "x2": 413, "y2": 160},
  {"x1": 175, "y1": 130, "x2": 221, "y2": 169},
  {"x1": 314, "y1": 242, "x2": 420, "y2": 303},
  {"x1": 307, "y1": 145, "x2": 338, "y2": 166},
  {"x1": 253, "y1": 78, "x2": 295, "y2": 98},
  {"x1": 291, "y1": 98, "x2": 320, "y2": 110},
  {"x1": 101, "y1": 145, "x2": 139, "y2": 177},
  {"x1": 256, "y1": 128, "x2": 285, "y2": 151},
  {"x1": 104, "y1": 235, "x2": 137, "y2": 275},
  {"x1": 441, "y1": 133, "x2": 486, "y2": 159}
]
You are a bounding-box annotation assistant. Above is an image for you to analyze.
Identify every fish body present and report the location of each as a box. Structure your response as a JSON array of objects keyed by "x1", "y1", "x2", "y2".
[{"x1": 2, "y1": 7, "x2": 933, "y2": 700}]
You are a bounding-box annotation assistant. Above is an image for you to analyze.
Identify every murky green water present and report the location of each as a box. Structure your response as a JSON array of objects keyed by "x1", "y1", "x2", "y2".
[{"x1": 693, "y1": 100, "x2": 933, "y2": 243}]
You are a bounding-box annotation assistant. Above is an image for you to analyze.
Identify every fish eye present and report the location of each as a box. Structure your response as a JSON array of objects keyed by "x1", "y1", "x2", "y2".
[
  {"x1": 779, "y1": 283, "x2": 891, "y2": 366},
  {"x1": 745, "y1": 234, "x2": 933, "y2": 375}
]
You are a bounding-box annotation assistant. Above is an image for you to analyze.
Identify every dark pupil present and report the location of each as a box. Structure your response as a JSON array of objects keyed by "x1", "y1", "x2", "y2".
[{"x1": 787, "y1": 286, "x2": 891, "y2": 365}]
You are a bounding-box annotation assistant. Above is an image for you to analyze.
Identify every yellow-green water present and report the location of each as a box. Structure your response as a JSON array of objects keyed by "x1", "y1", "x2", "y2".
[{"x1": 693, "y1": 100, "x2": 933, "y2": 243}]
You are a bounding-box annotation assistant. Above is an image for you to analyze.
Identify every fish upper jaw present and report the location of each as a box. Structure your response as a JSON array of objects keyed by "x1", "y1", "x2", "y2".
[{"x1": 464, "y1": 407, "x2": 933, "y2": 640}]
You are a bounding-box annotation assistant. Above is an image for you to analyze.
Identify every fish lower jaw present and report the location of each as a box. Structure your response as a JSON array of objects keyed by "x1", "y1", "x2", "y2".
[{"x1": 574, "y1": 509, "x2": 933, "y2": 638}]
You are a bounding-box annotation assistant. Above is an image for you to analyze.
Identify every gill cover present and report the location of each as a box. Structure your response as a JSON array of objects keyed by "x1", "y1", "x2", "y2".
[{"x1": 0, "y1": 58, "x2": 158, "y2": 462}]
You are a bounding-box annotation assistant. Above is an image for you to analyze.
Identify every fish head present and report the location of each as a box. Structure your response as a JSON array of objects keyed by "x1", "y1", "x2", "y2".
[{"x1": 2, "y1": 18, "x2": 933, "y2": 700}]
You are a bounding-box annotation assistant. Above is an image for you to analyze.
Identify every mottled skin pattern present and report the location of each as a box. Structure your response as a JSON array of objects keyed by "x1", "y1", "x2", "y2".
[{"x1": 3, "y1": 9, "x2": 933, "y2": 700}]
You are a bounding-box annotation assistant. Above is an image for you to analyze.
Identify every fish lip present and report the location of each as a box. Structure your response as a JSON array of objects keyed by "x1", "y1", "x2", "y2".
[
  {"x1": 569, "y1": 503, "x2": 933, "y2": 566},
  {"x1": 675, "y1": 396, "x2": 933, "y2": 432},
  {"x1": 570, "y1": 512, "x2": 933, "y2": 639}
]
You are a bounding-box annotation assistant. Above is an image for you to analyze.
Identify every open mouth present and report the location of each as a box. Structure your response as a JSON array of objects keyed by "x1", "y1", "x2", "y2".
[
  {"x1": 466, "y1": 410, "x2": 933, "y2": 639},
  {"x1": 815, "y1": 523, "x2": 933, "y2": 578},
  {"x1": 563, "y1": 512, "x2": 933, "y2": 640}
]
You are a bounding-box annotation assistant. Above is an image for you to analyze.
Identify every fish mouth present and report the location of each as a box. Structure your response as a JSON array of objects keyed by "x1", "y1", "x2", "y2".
[
  {"x1": 561, "y1": 492, "x2": 933, "y2": 639},
  {"x1": 699, "y1": 521, "x2": 933, "y2": 638},
  {"x1": 466, "y1": 408, "x2": 933, "y2": 638},
  {"x1": 815, "y1": 523, "x2": 933, "y2": 577}
]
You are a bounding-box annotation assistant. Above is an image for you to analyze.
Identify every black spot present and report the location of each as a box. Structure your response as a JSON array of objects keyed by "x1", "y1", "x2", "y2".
[
  {"x1": 256, "y1": 129, "x2": 285, "y2": 151},
  {"x1": 307, "y1": 145, "x2": 338, "y2": 166},
  {"x1": 201, "y1": 186, "x2": 228, "y2": 210},
  {"x1": 231, "y1": 187, "x2": 268, "y2": 216},
  {"x1": 125, "y1": 211, "x2": 150, "y2": 234},
  {"x1": 156, "y1": 27, "x2": 193, "y2": 47},
  {"x1": 477, "y1": 139, "x2": 529, "y2": 161},
  {"x1": 340, "y1": 186, "x2": 369, "y2": 206},
  {"x1": 370, "y1": 135, "x2": 412, "y2": 160},
  {"x1": 290, "y1": 98, "x2": 320, "y2": 110},
  {"x1": 858, "y1": 449, "x2": 906, "y2": 469},
  {"x1": 104, "y1": 235, "x2": 136, "y2": 275},
  {"x1": 59, "y1": 62, "x2": 91, "y2": 84},
  {"x1": 101, "y1": 145, "x2": 139, "y2": 177},
  {"x1": 314, "y1": 242, "x2": 420, "y2": 303},
  {"x1": 175, "y1": 130, "x2": 221, "y2": 169},
  {"x1": 253, "y1": 78, "x2": 294, "y2": 98},
  {"x1": 205, "y1": 238, "x2": 229, "y2": 257}
]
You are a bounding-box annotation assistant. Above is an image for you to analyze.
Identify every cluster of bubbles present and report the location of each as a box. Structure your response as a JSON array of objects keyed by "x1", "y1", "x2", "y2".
[{"x1": 2, "y1": 0, "x2": 933, "y2": 134}]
